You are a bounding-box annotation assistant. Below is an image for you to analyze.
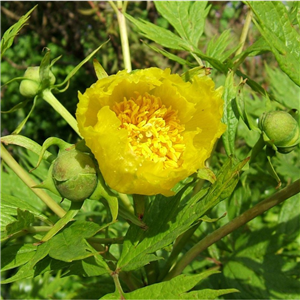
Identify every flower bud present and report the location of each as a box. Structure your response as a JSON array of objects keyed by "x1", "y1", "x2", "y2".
[
  {"x1": 19, "y1": 66, "x2": 56, "y2": 98},
  {"x1": 52, "y1": 148, "x2": 98, "y2": 202},
  {"x1": 259, "y1": 111, "x2": 299, "y2": 153}
]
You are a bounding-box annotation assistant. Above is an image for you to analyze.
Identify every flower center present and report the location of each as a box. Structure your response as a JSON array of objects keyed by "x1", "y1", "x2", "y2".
[{"x1": 112, "y1": 92, "x2": 185, "y2": 168}]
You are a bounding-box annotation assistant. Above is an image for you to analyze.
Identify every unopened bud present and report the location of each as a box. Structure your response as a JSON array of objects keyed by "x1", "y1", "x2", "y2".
[
  {"x1": 19, "y1": 66, "x2": 56, "y2": 98},
  {"x1": 52, "y1": 148, "x2": 98, "y2": 202},
  {"x1": 259, "y1": 111, "x2": 299, "y2": 153}
]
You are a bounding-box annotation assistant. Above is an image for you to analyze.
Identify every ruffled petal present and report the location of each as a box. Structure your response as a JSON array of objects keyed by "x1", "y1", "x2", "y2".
[{"x1": 76, "y1": 68, "x2": 226, "y2": 196}]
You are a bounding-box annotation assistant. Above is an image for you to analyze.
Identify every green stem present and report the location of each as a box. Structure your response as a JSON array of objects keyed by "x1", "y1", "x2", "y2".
[
  {"x1": 109, "y1": 1, "x2": 132, "y2": 72},
  {"x1": 1, "y1": 144, "x2": 66, "y2": 218},
  {"x1": 27, "y1": 226, "x2": 52, "y2": 233},
  {"x1": 164, "y1": 179, "x2": 300, "y2": 281},
  {"x1": 42, "y1": 89, "x2": 82, "y2": 137},
  {"x1": 112, "y1": 272, "x2": 126, "y2": 299},
  {"x1": 119, "y1": 271, "x2": 143, "y2": 291},
  {"x1": 234, "y1": 9, "x2": 253, "y2": 58},
  {"x1": 38, "y1": 201, "x2": 83, "y2": 244},
  {"x1": 192, "y1": 53, "x2": 204, "y2": 67},
  {"x1": 1, "y1": 226, "x2": 52, "y2": 243},
  {"x1": 145, "y1": 260, "x2": 160, "y2": 285},
  {"x1": 158, "y1": 224, "x2": 199, "y2": 281},
  {"x1": 118, "y1": 193, "x2": 135, "y2": 215}
]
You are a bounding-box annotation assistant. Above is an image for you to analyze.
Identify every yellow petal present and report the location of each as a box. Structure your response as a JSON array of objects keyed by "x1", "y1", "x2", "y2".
[{"x1": 76, "y1": 68, "x2": 226, "y2": 196}]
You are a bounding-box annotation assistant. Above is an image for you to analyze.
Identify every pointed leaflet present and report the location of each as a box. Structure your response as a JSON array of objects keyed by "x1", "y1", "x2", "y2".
[
  {"x1": 1, "y1": 244, "x2": 37, "y2": 271},
  {"x1": 117, "y1": 157, "x2": 247, "y2": 272},
  {"x1": 248, "y1": 1, "x2": 300, "y2": 86},
  {"x1": 12, "y1": 96, "x2": 37, "y2": 134},
  {"x1": 221, "y1": 71, "x2": 239, "y2": 156},
  {"x1": 93, "y1": 59, "x2": 108, "y2": 80},
  {"x1": 1, "y1": 261, "x2": 35, "y2": 284},
  {"x1": 125, "y1": 7, "x2": 230, "y2": 73},
  {"x1": 125, "y1": 13, "x2": 189, "y2": 51},
  {"x1": 31, "y1": 220, "x2": 112, "y2": 274},
  {"x1": 102, "y1": 271, "x2": 238, "y2": 299},
  {"x1": 0, "y1": 5, "x2": 37, "y2": 60},
  {"x1": 1, "y1": 193, "x2": 48, "y2": 221},
  {"x1": 206, "y1": 29, "x2": 239, "y2": 63},
  {"x1": 1, "y1": 135, "x2": 54, "y2": 163},
  {"x1": 54, "y1": 40, "x2": 110, "y2": 89},
  {"x1": 6, "y1": 208, "x2": 35, "y2": 235},
  {"x1": 154, "y1": 1, "x2": 209, "y2": 46}
]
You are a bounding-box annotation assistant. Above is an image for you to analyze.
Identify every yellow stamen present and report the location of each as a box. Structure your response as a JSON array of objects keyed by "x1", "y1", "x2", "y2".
[{"x1": 112, "y1": 92, "x2": 185, "y2": 168}]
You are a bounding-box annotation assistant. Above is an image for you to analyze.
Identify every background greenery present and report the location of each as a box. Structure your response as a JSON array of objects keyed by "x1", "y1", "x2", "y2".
[{"x1": 1, "y1": 1, "x2": 300, "y2": 299}]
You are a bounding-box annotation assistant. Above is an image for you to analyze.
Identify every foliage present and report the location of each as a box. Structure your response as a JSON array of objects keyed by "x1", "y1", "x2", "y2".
[{"x1": 1, "y1": 1, "x2": 300, "y2": 300}]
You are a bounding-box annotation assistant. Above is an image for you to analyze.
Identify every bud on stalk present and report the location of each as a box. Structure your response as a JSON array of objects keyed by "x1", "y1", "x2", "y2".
[
  {"x1": 259, "y1": 110, "x2": 299, "y2": 153},
  {"x1": 19, "y1": 66, "x2": 56, "y2": 98},
  {"x1": 52, "y1": 148, "x2": 98, "y2": 202}
]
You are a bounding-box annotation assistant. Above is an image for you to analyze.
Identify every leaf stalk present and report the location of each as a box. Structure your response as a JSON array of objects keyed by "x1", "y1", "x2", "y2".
[{"x1": 164, "y1": 179, "x2": 300, "y2": 280}]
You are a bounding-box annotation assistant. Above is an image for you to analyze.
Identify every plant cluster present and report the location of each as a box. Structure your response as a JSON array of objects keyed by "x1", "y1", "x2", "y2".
[{"x1": 1, "y1": 1, "x2": 300, "y2": 299}]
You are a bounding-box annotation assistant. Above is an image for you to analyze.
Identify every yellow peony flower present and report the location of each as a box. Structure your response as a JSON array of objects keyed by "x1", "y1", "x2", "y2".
[{"x1": 76, "y1": 68, "x2": 226, "y2": 196}]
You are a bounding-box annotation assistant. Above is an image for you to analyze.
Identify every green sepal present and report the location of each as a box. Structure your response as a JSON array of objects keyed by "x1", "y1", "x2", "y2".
[
  {"x1": 32, "y1": 163, "x2": 61, "y2": 198},
  {"x1": 93, "y1": 58, "x2": 108, "y2": 80},
  {"x1": 89, "y1": 171, "x2": 146, "y2": 227},
  {"x1": 89, "y1": 170, "x2": 118, "y2": 222},
  {"x1": 39, "y1": 48, "x2": 56, "y2": 91},
  {"x1": 31, "y1": 137, "x2": 72, "y2": 172}
]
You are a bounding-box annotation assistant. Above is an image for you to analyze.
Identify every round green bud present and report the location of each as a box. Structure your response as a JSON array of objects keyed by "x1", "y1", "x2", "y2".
[
  {"x1": 52, "y1": 148, "x2": 98, "y2": 202},
  {"x1": 259, "y1": 110, "x2": 300, "y2": 153},
  {"x1": 19, "y1": 66, "x2": 56, "y2": 98}
]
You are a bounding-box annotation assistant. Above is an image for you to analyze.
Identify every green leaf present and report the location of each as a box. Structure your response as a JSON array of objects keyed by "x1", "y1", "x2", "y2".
[
  {"x1": 102, "y1": 271, "x2": 238, "y2": 299},
  {"x1": 0, "y1": 5, "x2": 37, "y2": 60},
  {"x1": 12, "y1": 95, "x2": 37, "y2": 134},
  {"x1": 1, "y1": 244, "x2": 37, "y2": 271},
  {"x1": 1, "y1": 261, "x2": 35, "y2": 284},
  {"x1": 68, "y1": 256, "x2": 112, "y2": 277},
  {"x1": 248, "y1": 1, "x2": 300, "y2": 86},
  {"x1": 194, "y1": 156, "x2": 249, "y2": 216},
  {"x1": 54, "y1": 40, "x2": 110, "y2": 89},
  {"x1": 206, "y1": 29, "x2": 239, "y2": 63},
  {"x1": 125, "y1": 13, "x2": 189, "y2": 51},
  {"x1": 181, "y1": 66, "x2": 211, "y2": 82},
  {"x1": 224, "y1": 250, "x2": 300, "y2": 299},
  {"x1": 1, "y1": 193, "x2": 49, "y2": 231},
  {"x1": 141, "y1": 42, "x2": 192, "y2": 66},
  {"x1": 221, "y1": 71, "x2": 239, "y2": 156},
  {"x1": 6, "y1": 209, "x2": 35, "y2": 235},
  {"x1": 265, "y1": 64, "x2": 300, "y2": 110},
  {"x1": 117, "y1": 157, "x2": 247, "y2": 272},
  {"x1": 191, "y1": 47, "x2": 229, "y2": 73},
  {"x1": 39, "y1": 48, "x2": 53, "y2": 90},
  {"x1": 154, "y1": 1, "x2": 209, "y2": 46},
  {"x1": 277, "y1": 194, "x2": 300, "y2": 243},
  {"x1": 197, "y1": 167, "x2": 216, "y2": 184},
  {"x1": 1, "y1": 98, "x2": 31, "y2": 113},
  {"x1": 39, "y1": 220, "x2": 111, "y2": 272},
  {"x1": 1, "y1": 135, "x2": 54, "y2": 163},
  {"x1": 1, "y1": 162, "x2": 46, "y2": 214}
]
